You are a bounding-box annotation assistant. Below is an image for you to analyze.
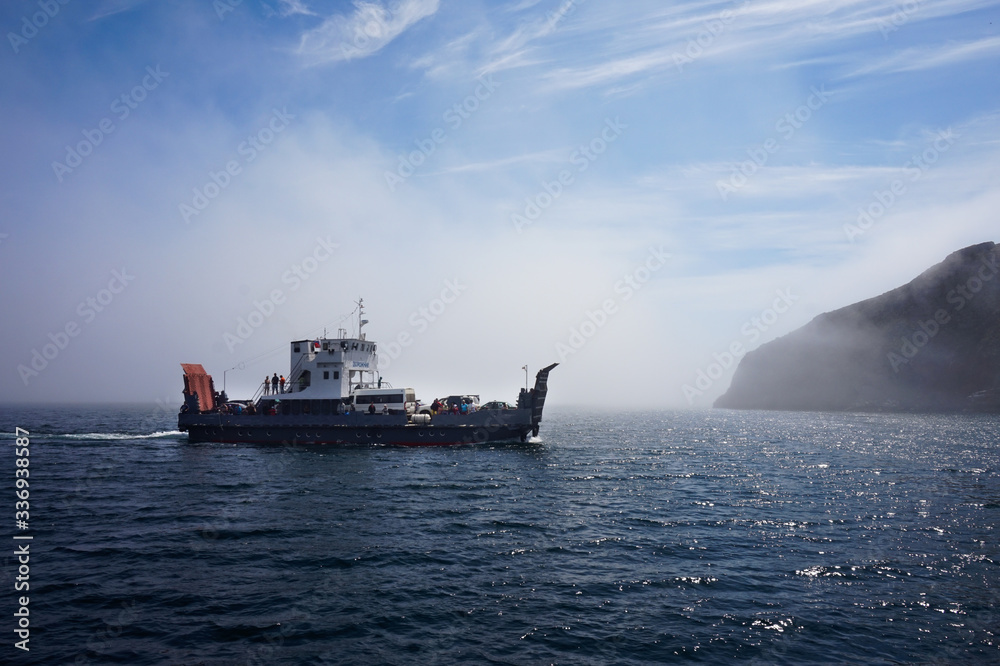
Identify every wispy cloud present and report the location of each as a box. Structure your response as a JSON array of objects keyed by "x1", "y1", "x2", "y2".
[
  {"x1": 473, "y1": 0, "x2": 1000, "y2": 93},
  {"x1": 543, "y1": 49, "x2": 680, "y2": 91},
  {"x1": 507, "y1": 0, "x2": 546, "y2": 12},
  {"x1": 844, "y1": 36, "x2": 1000, "y2": 77},
  {"x1": 432, "y1": 148, "x2": 568, "y2": 175},
  {"x1": 297, "y1": 0, "x2": 440, "y2": 65},
  {"x1": 410, "y1": 30, "x2": 481, "y2": 80},
  {"x1": 278, "y1": 0, "x2": 317, "y2": 17},
  {"x1": 89, "y1": 0, "x2": 151, "y2": 21}
]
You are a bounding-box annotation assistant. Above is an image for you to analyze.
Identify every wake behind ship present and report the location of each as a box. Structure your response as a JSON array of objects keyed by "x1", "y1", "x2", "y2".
[{"x1": 177, "y1": 302, "x2": 557, "y2": 446}]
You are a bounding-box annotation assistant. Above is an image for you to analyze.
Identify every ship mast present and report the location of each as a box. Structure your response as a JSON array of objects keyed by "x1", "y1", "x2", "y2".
[{"x1": 356, "y1": 297, "x2": 368, "y2": 340}]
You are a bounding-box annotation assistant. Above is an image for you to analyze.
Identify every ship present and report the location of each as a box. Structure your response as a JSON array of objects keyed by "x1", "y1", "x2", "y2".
[{"x1": 177, "y1": 301, "x2": 557, "y2": 446}]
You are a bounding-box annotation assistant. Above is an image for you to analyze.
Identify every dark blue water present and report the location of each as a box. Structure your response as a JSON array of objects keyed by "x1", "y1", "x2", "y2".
[{"x1": 1, "y1": 404, "x2": 998, "y2": 664}]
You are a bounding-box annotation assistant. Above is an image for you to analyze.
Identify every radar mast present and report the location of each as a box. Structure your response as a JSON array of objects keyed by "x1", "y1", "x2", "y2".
[{"x1": 357, "y1": 297, "x2": 368, "y2": 340}]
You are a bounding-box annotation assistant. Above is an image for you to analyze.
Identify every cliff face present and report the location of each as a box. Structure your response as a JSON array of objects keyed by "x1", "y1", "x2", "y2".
[{"x1": 714, "y1": 242, "x2": 1000, "y2": 412}]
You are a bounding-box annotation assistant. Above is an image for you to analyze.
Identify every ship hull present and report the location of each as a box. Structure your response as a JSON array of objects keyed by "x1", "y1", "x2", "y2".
[{"x1": 178, "y1": 410, "x2": 536, "y2": 446}]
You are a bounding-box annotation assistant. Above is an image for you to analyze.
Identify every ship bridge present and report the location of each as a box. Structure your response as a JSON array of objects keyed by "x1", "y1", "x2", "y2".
[
  {"x1": 285, "y1": 334, "x2": 379, "y2": 399},
  {"x1": 280, "y1": 298, "x2": 381, "y2": 400}
]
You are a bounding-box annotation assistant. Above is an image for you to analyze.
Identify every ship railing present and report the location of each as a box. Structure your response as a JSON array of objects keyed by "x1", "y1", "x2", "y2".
[
  {"x1": 250, "y1": 353, "x2": 309, "y2": 406},
  {"x1": 284, "y1": 354, "x2": 308, "y2": 394},
  {"x1": 352, "y1": 380, "x2": 392, "y2": 390},
  {"x1": 250, "y1": 381, "x2": 268, "y2": 405}
]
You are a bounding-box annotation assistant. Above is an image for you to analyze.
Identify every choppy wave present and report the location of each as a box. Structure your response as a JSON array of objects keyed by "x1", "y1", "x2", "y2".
[{"x1": 3, "y1": 405, "x2": 998, "y2": 665}]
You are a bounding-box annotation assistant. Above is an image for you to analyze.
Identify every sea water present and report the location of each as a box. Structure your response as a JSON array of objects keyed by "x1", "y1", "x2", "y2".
[{"x1": 0, "y1": 404, "x2": 997, "y2": 664}]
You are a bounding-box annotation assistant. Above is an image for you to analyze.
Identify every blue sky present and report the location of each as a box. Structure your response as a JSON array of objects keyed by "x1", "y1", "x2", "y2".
[{"x1": 1, "y1": 0, "x2": 999, "y2": 407}]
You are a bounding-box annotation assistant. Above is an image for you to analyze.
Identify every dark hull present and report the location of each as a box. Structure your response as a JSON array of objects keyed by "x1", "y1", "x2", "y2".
[
  {"x1": 178, "y1": 362, "x2": 558, "y2": 446},
  {"x1": 178, "y1": 410, "x2": 536, "y2": 446}
]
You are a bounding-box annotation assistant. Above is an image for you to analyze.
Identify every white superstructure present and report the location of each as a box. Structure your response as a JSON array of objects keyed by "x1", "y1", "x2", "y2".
[{"x1": 283, "y1": 299, "x2": 384, "y2": 400}]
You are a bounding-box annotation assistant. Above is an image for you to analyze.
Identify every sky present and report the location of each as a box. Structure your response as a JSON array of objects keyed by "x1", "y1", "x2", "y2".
[{"x1": 1, "y1": 0, "x2": 998, "y2": 409}]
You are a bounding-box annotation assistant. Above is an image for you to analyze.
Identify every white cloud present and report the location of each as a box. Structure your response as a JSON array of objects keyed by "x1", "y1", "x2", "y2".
[
  {"x1": 474, "y1": 0, "x2": 1000, "y2": 94},
  {"x1": 432, "y1": 149, "x2": 569, "y2": 175},
  {"x1": 409, "y1": 29, "x2": 481, "y2": 80},
  {"x1": 278, "y1": 0, "x2": 317, "y2": 17},
  {"x1": 844, "y1": 36, "x2": 1000, "y2": 77},
  {"x1": 297, "y1": 0, "x2": 440, "y2": 65},
  {"x1": 89, "y1": 0, "x2": 151, "y2": 21}
]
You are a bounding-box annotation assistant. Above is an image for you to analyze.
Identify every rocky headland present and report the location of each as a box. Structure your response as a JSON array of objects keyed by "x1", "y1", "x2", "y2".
[{"x1": 715, "y1": 242, "x2": 1000, "y2": 412}]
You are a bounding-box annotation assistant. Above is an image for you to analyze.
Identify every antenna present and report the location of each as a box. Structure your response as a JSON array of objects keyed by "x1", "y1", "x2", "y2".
[{"x1": 357, "y1": 297, "x2": 368, "y2": 340}]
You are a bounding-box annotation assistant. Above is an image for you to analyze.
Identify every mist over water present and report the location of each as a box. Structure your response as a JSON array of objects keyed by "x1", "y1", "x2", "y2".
[{"x1": 2, "y1": 404, "x2": 997, "y2": 664}]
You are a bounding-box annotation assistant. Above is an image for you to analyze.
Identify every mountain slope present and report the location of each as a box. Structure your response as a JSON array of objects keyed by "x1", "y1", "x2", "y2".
[{"x1": 714, "y1": 242, "x2": 1000, "y2": 412}]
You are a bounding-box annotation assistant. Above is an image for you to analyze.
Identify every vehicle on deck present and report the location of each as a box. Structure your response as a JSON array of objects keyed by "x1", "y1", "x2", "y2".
[{"x1": 481, "y1": 401, "x2": 515, "y2": 411}]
